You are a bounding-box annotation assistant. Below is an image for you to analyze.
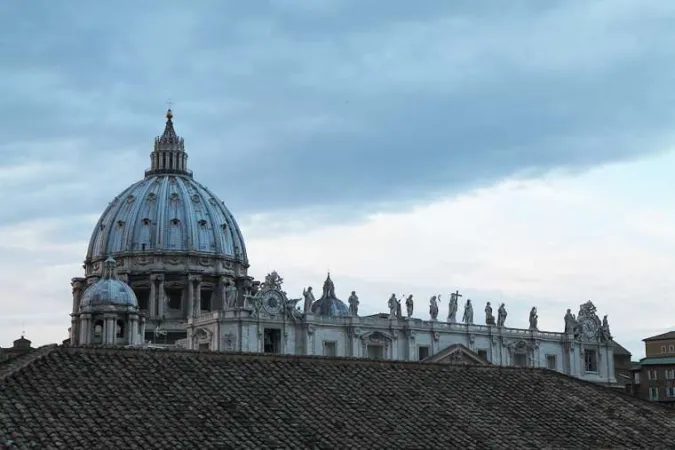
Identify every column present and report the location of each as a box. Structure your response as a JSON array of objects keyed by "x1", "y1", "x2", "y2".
[
  {"x1": 157, "y1": 275, "x2": 165, "y2": 318},
  {"x1": 218, "y1": 276, "x2": 227, "y2": 310},
  {"x1": 79, "y1": 314, "x2": 90, "y2": 345},
  {"x1": 71, "y1": 279, "x2": 84, "y2": 314},
  {"x1": 140, "y1": 317, "x2": 146, "y2": 344},
  {"x1": 187, "y1": 276, "x2": 195, "y2": 318},
  {"x1": 149, "y1": 276, "x2": 157, "y2": 317},
  {"x1": 129, "y1": 314, "x2": 139, "y2": 345},
  {"x1": 194, "y1": 276, "x2": 202, "y2": 315}
]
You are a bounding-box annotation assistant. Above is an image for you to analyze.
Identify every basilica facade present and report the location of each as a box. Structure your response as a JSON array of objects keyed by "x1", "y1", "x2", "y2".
[{"x1": 69, "y1": 110, "x2": 618, "y2": 386}]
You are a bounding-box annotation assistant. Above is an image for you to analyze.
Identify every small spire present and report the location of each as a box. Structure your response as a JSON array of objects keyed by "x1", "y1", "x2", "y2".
[{"x1": 165, "y1": 108, "x2": 174, "y2": 120}]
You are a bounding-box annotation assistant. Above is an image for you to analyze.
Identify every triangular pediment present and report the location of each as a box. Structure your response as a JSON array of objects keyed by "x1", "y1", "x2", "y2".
[{"x1": 421, "y1": 344, "x2": 491, "y2": 366}]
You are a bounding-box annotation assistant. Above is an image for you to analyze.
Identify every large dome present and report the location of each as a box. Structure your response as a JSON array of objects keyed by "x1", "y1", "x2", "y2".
[{"x1": 85, "y1": 110, "x2": 248, "y2": 265}]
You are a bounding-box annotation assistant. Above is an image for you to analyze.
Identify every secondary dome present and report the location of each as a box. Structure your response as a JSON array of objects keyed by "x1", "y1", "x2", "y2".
[
  {"x1": 80, "y1": 257, "x2": 138, "y2": 308},
  {"x1": 311, "y1": 273, "x2": 350, "y2": 316},
  {"x1": 85, "y1": 110, "x2": 248, "y2": 265}
]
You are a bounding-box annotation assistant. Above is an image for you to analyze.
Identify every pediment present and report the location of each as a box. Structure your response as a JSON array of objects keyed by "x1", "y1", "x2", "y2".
[
  {"x1": 360, "y1": 330, "x2": 394, "y2": 343},
  {"x1": 422, "y1": 344, "x2": 490, "y2": 366}
]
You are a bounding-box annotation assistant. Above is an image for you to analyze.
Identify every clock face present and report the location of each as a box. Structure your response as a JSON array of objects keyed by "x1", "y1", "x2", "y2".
[
  {"x1": 262, "y1": 290, "x2": 283, "y2": 314},
  {"x1": 582, "y1": 319, "x2": 597, "y2": 339}
]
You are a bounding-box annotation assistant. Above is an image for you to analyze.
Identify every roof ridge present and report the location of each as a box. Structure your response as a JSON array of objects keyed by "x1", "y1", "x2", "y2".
[{"x1": 0, "y1": 344, "x2": 58, "y2": 381}]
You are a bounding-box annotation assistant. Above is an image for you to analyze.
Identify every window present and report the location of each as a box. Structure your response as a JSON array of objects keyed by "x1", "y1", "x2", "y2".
[
  {"x1": 670, "y1": 345, "x2": 675, "y2": 353},
  {"x1": 649, "y1": 387, "x2": 659, "y2": 401},
  {"x1": 634, "y1": 372, "x2": 641, "y2": 384},
  {"x1": 513, "y1": 353, "x2": 527, "y2": 367},
  {"x1": 367, "y1": 345, "x2": 384, "y2": 360},
  {"x1": 666, "y1": 369, "x2": 675, "y2": 380},
  {"x1": 263, "y1": 329, "x2": 281, "y2": 354},
  {"x1": 135, "y1": 289, "x2": 150, "y2": 311},
  {"x1": 323, "y1": 341, "x2": 337, "y2": 357},
  {"x1": 166, "y1": 288, "x2": 182, "y2": 310},
  {"x1": 477, "y1": 349, "x2": 488, "y2": 361},
  {"x1": 418, "y1": 346, "x2": 430, "y2": 361},
  {"x1": 200, "y1": 290, "x2": 212, "y2": 311},
  {"x1": 546, "y1": 355, "x2": 557, "y2": 370},
  {"x1": 662, "y1": 345, "x2": 667, "y2": 354},
  {"x1": 116, "y1": 320, "x2": 125, "y2": 339},
  {"x1": 198, "y1": 343, "x2": 210, "y2": 351},
  {"x1": 648, "y1": 369, "x2": 658, "y2": 381},
  {"x1": 584, "y1": 350, "x2": 598, "y2": 373},
  {"x1": 667, "y1": 387, "x2": 675, "y2": 398}
]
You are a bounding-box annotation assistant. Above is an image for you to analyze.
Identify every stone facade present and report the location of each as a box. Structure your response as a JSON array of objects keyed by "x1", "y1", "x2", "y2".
[
  {"x1": 184, "y1": 273, "x2": 618, "y2": 385},
  {"x1": 69, "y1": 109, "x2": 619, "y2": 387}
]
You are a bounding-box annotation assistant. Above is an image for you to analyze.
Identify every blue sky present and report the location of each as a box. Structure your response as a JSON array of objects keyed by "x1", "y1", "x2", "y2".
[{"x1": 1, "y1": 0, "x2": 675, "y2": 357}]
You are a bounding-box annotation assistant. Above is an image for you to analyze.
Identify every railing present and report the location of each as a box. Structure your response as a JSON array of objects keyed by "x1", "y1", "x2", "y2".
[{"x1": 306, "y1": 314, "x2": 565, "y2": 339}]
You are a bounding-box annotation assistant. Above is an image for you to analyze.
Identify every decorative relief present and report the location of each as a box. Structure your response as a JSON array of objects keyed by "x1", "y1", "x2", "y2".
[
  {"x1": 433, "y1": 332, "x2": 440, "y2": 342},
  {"x1": 127, "y1": 195, "x2": 135, "y2": 203},
  {"x1": 198, "y1": 258, "x2": 210, "y2": 267},
  {"x1": 192, "y1": 194, "x2": 200, "y2": 203},
  {"x1": 209, "y1": 198, "x2": 218, "y2": 205},
  {"x1": 166, "y1": 257, "x2": 180, "y2": 265}
]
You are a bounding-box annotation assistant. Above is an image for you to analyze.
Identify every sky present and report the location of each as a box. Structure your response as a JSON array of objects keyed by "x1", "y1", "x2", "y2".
[{"x1": 1, "y1": 0, "x2": 675, "y2": 358}]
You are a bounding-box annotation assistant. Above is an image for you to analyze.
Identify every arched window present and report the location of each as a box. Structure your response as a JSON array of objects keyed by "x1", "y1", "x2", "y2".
[{"x1": 116, "y1": 320, "x2": 125, "y2": 339}]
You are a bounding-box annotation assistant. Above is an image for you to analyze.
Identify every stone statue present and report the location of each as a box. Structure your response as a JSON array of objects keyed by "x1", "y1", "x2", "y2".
[
  {"x1": 225, "y1": 282, "x2": 239, "y2": 308},
  {"x1": 529, "y1": 307, "x2": 538, "y2": 331},
  {"x1": 462, "y1": 299, "x2": 473, "y2": 325},
  {"x1": 497, "y1": 303, "x2": 507, "y2": 327},
  {"x1": 601, "y1": 315, "x2": 612, "y2": 341},
  {"x1": 485, "y1": 301, "x2": 495, "y2": 325},
  {"x1": 564, "y1": 308, "x2": 577, "y2": 334},
  {"x1": 388, "y1": 294, "x2": 398, "y2": 319},
  {"x1": 405, "y1": 294, "x2": 414, "y2": 318},
  {"x1": 348, "y1": 291, "x2": 359, "y2": 316},
  {"x1": 262, "y1": 271, "x2": 284, "y2": 290},
  {"x1": 429, "y1": 295, "x2": 439, "y2": 320},
  {"x1": 302, "y1": 286, "x2": 315, "y2": 313},
  {"x1": 396, "y1": 295, "x2": 402, "y2": 318},
  {"x1": 447, "y1": 292, "x2": 460, "y2": 323}
]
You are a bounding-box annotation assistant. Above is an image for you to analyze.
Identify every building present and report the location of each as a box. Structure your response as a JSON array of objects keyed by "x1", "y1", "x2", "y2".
[
  {"x1": 2, "y1": 346, "x2": 675, "y2": 449},
  {"x1": 68, "y1": 110, "x2": 622, "y2": 385},
  {"x1": 630, "y1": 331, "x2": 675, "y2": 405},
  {"x1": 0, "y1": 336, "x2": 33, "y2": 363}
]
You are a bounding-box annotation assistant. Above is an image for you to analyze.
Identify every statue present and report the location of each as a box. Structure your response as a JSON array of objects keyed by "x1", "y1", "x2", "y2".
[
  {"x1": 302, "y1": 286, "x2": 315, "y2": 313},
  {"x1": 462, "y1": 299, "x2": 473, "y2": 325},
  {"x1": 225, "y1": 282, "x2": 239, "y2": 308},
  {"x1": 529, "y1": 307, "x2": 538, "y2": 331},
  {"x1": 405, "y1": 294, "x2": 414, "y2": 318},
  {"x1": 601, "y1": 315, "x2": 612, "y2": 341},
  {"x1": 396, "y1": 295, "x2": 402, "y2": 318},
  {"x1": 348, "y1": 291, "x2": 359, "y2": 316},
  {"x1": 429, "y1": 295, "x2": 439, "y2": 320},
  {"x1": 388, "y1": 294, "x2": 398, "y2": 319},
  {"x1": 564, "y1": 308, "x2": 577, "y2": 334},
  {"x1": 485, "y1": 301, "x2": 495, "y2": 325},
  {"x1": 497, "y1": 303, "x2": 507, "y2": 327},
  {"x1": 447, "y1": 291, "x2": 461, "y2": 322},
  {"x1": 262, "y1": 271, "x2": 283, "y2": 290}
]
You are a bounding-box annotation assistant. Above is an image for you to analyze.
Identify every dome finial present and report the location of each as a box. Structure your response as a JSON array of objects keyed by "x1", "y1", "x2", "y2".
[{"x1": 103, "y1": 255, "x2": 118, "y2": 279}]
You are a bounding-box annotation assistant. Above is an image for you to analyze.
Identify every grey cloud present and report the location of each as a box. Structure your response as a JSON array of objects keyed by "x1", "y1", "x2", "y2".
[{"x1": 1, "y1": 0, "x2": 675, "y2": 229}]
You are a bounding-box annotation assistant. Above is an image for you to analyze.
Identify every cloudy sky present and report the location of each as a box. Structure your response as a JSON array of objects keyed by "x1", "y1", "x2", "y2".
[{"x1": 1, "y1": 0, "x2": 675, "y2": 357}]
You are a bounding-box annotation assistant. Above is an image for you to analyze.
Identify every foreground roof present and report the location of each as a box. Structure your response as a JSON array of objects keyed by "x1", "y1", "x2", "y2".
[{"x1": 1, "y1": 346, "x2": 675, "y2": 449}]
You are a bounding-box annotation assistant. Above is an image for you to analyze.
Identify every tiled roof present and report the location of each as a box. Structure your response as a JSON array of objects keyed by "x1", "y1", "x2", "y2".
[
  {"x1": 643, "y1": 331, "x2": 675, "y2": 341},
  {"x1": 612, "y1": 340, "x2": 632, "y2": 356},
  {"x1": 2, "y1": 346, "x2": 675, "y2": 449},
  {"x1": 639, "y1": 357, "x2": 675, "y2": 366}
]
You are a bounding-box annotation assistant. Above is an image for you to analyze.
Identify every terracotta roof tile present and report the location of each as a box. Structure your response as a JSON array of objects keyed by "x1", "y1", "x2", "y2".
[{"x1": 1, "y1": 346, "x2": 675, "y2": 449}]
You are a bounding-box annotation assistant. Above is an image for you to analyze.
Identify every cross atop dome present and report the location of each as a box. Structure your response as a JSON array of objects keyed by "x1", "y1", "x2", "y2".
[{"x1": 146, "y1": 107, "x2": 191, "y2": 178}]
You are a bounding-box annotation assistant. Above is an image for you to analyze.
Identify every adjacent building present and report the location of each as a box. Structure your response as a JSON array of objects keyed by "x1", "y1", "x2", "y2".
[
  {"x1": 67, "y1": 110, "x2": 624, "y2": 387},
  {"x1": 630, "y1": 331, "x2": 675, "y2": 405}
]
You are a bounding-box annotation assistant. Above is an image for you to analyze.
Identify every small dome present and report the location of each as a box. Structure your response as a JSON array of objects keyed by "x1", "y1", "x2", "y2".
[
  {"x1": 310, "y1": 273, "x2": 350, "y2": 316},
  {"x1": 80, "y1": 257, "x2": 138, "y2": 309}
]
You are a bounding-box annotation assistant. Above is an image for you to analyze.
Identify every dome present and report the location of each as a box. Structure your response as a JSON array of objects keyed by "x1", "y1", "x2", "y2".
[
  {"x1": 85, "y1": 110, "x2": 248, "y2": 265},
  {"x1": 310, "y1": 273, "x2": 350, "y2": 316},
  {"x1": 80, "y1": 257, "x2": 138, "y2": 308}
]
